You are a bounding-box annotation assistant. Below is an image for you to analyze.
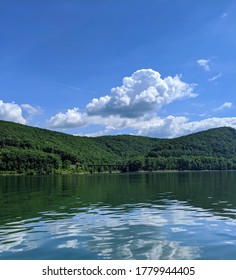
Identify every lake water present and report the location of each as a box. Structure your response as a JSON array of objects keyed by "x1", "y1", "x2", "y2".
[{"x1": 0, "y1": 171, "x2": 236, "y2": 260}]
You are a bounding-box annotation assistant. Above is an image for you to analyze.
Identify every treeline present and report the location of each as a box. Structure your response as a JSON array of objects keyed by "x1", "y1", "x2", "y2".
[
  {"x1": 0, "y1": 148, "x2": 61, "y2": 174},
  {"x1": 0, "y1": 120, "x2": 159, "y2": 174},
  {"x1": 128, "y1": 156, "x2": 236, "y2": 172},
  {"x1": 1, "y1": 120, "x2": 236, "y2": 174}
]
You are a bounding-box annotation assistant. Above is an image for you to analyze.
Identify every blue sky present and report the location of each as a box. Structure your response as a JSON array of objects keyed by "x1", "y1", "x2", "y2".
[{"x1": 0, "y1": 0, "x2": 236, "y2": 138}]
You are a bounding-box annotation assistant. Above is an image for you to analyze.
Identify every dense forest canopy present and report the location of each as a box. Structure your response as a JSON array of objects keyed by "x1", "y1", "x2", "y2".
[{"x1": 1, "y1": 120, "x2": 236, "y2": 174}]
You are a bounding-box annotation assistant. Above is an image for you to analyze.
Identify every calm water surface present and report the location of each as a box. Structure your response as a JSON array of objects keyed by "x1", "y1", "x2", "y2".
[{"x1": 0, "y1": 171, "x2": 236, "y2": 260}]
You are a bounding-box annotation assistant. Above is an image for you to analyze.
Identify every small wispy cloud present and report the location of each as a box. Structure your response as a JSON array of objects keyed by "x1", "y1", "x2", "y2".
[
  {"x1": 21, "y1": 104, "x2": 43, "y2": 121},
  {"x1": 63, "y1": 85, "x2": 80, "y2": 92},
  {"x1": 55, "y1": 83, "x2": 80, "y2": 92},
  {"x1": 214, "y1": 102, "x2": 233, "y2": 112},
  {"x1": 221, "y1": 12, "x2": 228, "y2": 18},
  {"x1": 208, "y1": 73, "x2": 222, "y2": 82},
  {"x1": 197, "y1": 59, "x2": 211, "y2": 71}
]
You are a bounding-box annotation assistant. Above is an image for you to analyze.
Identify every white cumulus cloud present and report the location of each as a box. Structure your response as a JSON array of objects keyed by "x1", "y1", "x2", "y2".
[
  {"x1": 131, "y1": 115, "x2": 189, "y2": 138},
  {"x1": 183, "y1": 117, "x2": 236, "y2": 134},
  {"x1": 0, "y1": 100, "x2": 26, "y2": 124},
  {"x1": 133, "y1": 116, "x2": 236, "y2": 138},
  {"x1": 86, "y1": 69, "x2": 196, "y2": 118},
  {"x1": 46, "y1": 69, "x2": 236, "y2": 138},
  {"x1": 197, "y1": 59, "x2": 211, "y2": 71},
  {"x1": 47, "y1": 107, "x2": 87, "y2": 128},
  {"x1": 47, "y1": 108, "x2": 236, "y2": 138}
]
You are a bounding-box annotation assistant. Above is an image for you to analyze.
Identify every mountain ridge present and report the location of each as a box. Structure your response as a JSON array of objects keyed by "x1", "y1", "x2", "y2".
[{"x1": 0, "y1": 120, "x2": 236, "y2": 174}]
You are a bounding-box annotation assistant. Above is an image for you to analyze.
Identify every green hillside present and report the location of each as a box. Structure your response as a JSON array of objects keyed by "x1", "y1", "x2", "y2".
[
  {"x1": 145, "y1": 127, "x2": 236, "y2": 171},
  {"x1": 0, "y1": 120, "x2": 236, "y2": 175}
]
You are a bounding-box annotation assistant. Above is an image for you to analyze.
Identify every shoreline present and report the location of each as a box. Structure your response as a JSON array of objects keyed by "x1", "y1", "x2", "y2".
[{"x1": 1, "y1": 169, "x2": 236, "y2": 177}]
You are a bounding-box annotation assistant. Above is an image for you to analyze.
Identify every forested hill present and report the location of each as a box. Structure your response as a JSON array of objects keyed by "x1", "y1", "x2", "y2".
[{"x1": 1, "y1": 120, "x2": 236, "y2": 174}]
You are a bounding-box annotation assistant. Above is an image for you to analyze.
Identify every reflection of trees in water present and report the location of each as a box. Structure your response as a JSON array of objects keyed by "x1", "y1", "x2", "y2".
[
  {"x1": 1, "y1": 172, "x2": 236, "y2": 226},
  {"x1": 1, "y1": 172, "x2": 236, "y2": 259}
]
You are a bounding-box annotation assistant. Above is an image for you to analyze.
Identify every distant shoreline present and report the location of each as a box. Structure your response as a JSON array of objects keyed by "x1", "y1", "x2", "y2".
[{"x1": 1, "y1": 169, "x2": 236, "y2": 177}]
